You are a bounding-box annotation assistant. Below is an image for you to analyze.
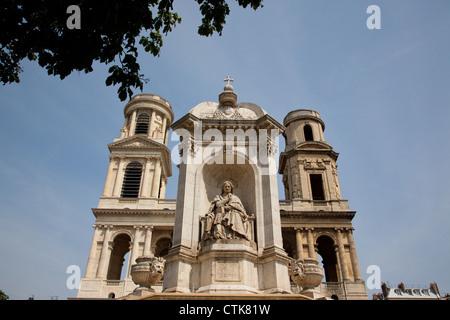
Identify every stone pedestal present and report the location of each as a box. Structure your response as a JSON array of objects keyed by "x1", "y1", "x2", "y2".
[{"x1": 196, "y1": 239, "x2": 259, "y2": 294}]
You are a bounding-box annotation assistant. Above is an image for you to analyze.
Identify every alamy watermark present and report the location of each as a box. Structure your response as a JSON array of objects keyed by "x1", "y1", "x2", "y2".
[
  {"x1": 366, "y1": 264, "x2": 382, "y2": 289},
  {"x1": 66, "y1": 5, "x2": 381, "y2": 31},
  {"x1": 66, "y1": 265, "x2": 81, "y2": 290},
  {"x1": 170, "y1": 124, "x2": 281, "y2": 176},
  {"x1": 66, "y1": 5, "x2": 81, "y2": 30},
  {"x1": 367, "y1": 5, "x2": 381, "y2": 30}
]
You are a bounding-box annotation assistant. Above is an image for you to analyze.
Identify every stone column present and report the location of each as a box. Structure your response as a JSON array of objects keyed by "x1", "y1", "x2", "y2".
[
  {"x1": 336, "y1": 228, "x2": 350, "y2": 281},
  {"x1": 151, "y1": 158, "x2": 161, "y2": 198},
  {"x1": 306, "y1": 228, "x2": 316, "y2": 259},
  {"x1": 161, "y1": 117, "x2": 167, "y2": 140},
  {"x1": 148, "y1": 110, "x2": 156, "y2": 139},
  {"x1": 298, "y1": 159, "x2": 309, "y2": 200},
  {"x1": 347, "y1": 228, "x2": 362, "y2": 281},
  {"x1": 102, "y1": 156, "x2": 117, "y2": 197},
  {"x1": 129, "y1": 110, "x2": 137, "y2": 136},
  {"x1": 159, "y1": 176, "x2": 167, "y2": 199},
  {"x1": 96, "y1": 225, "x2": 113, "y2": 278},
  {"x1": 164, "y1": 125, "x2": 170, "y2": 145},
  {"x1": 140, "y1": 156, "x2": 153, "y2": 198},
  {"x1": 128, "y1": 226, "x2": 142, "y2": 277},
  {"x1": 323, "y1": 161, "x2": 333, "y2": 201},
  {"x1": 84, "y1": 225, "x2": 102, "y2": 278},
  {"x1": 112, "y1": 156, "x2": 126, "y2": 197},
  {"x1": 295, "y1": 228, "x2": 304, "y2": 259},
  {"x1": 143, "y1": 225, "x2": 154, "y2": 257}
]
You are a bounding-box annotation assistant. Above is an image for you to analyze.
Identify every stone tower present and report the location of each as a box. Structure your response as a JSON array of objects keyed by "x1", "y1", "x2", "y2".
[
  {"x1": 278, "y1": 109, "x2": 367, "y2": 299},
  {"x1": 77, "y1": 94, "x2": 176, "y2": 299}
]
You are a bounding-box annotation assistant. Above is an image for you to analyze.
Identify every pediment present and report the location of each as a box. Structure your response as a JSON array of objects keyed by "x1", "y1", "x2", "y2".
[
  {"x1": 294, "y1": 141, "x2": 332, "y2": 151},
  {"x1": 108, "y1": 135, "x2": 166, "y2": 151}
]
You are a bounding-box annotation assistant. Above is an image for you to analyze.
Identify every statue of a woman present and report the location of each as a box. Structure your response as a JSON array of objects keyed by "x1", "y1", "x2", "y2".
[{"x1": 204, "y1": 181, "x2": 252, "y2": 241}]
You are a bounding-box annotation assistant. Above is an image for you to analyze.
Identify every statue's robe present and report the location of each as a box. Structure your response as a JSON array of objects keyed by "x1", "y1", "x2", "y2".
[{"x1": 209, "y1": 193, "x2": 251, "y2": 241}]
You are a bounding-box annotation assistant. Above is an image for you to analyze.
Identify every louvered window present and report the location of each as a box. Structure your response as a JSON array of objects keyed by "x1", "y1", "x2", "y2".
[
  {"x1": 121, "y1": 162, "x2": 142, "y2": 198},
  {"x1": 135, "y1": 113, "x2": 150, "y2": 135}
]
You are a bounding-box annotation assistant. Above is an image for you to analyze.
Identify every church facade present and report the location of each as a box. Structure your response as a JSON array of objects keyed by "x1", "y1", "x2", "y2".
[{"x1": 76, "y1": 79, "x2": 367, "y2": 300}]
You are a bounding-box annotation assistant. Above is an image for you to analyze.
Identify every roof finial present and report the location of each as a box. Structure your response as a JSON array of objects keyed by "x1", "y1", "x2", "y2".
[
  {"x1": 219, "y1": 75, "x2": 237, "y2": 106},
  {"x1": 224, "y1": 75, "x2": 234, "y2": 86}
]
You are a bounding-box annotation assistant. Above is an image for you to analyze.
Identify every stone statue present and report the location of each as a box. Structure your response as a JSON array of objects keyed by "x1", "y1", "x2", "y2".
[{"x1": 204, "y1": 181, "x2": 252, "y2": 241}]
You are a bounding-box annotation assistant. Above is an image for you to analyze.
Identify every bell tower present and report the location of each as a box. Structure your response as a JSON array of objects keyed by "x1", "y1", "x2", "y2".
[
  {"x1": 77, "y1": 94, "x2": 175, "y2": 299},
  {"x1": 279, "y1": 109, "x2": 368, "y2": 300}
]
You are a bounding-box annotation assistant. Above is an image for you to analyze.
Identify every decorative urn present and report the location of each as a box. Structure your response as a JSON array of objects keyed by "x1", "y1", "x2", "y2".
[
  {"x1": 130, "y1": 256, "x2": 165, "y2": 292},
  {"x1": 289, "y1": 258, "x2": 324, "y2": 291}
]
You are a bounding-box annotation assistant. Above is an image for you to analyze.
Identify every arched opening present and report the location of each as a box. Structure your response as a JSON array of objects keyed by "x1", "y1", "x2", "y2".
[
  {"x1": 121, "y1": 162, "x2": 142, "y2": 198},
  {"x1": 107, "y1": 233, "x2": 131, "y2": 280},
  {"x1": 316, "y1": 235, "x2": 339, "y2": 283},
  {"x1": 202, "y1": 160, "x2": 256, "y2": 216},
  {"x1": 201, "y1": 157, "x2": 257, "y2": 244},
  {"x1": 154, "y1": 237, "x2": 171, "y2": 258},
  {"x1": 135, "y1": 112, "x2": 150, "y2": 135},
  {"x1": 283, "y1": 238, "x2": 294, "y2": 258},
  {"x1": 303, "y1": 124, "x2": 314, "y2": 141}
]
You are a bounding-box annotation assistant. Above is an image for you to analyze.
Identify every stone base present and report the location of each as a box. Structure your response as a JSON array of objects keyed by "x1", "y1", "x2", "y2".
[
  {"x1": 196, "y1": 284, "x2": 260, "y2": 295},
  {"x1": 132, "y1": 292, "x2": 313, "y2": 300},
  {"x1": 196, "y1": 239, "x2": 260, "y2": 294},
  {"x1": 132, "y1": 287, "x2": 155, "y2": 296},
  {"x1": 299, "y1": 289, "x2": 328, "y2": 300}
]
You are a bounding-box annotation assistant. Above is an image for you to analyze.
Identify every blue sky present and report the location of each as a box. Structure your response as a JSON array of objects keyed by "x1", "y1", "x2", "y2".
[{"x1": 1, "y1": 0, "x2": 449, "y2": 299}]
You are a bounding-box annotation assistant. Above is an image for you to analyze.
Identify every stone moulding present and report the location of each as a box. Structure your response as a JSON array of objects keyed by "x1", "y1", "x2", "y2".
[
  {"x1": 92, "y1": 208, "x2": 175, "y2": 216},
  {"x1": 279, "y1": 210, "x2": 356, "y2": 218}
]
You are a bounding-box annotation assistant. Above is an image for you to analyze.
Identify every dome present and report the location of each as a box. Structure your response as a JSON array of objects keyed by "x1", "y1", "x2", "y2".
[
  {"x1": 188, "y1": 101, "x2": 267, "y2": 120},
  {"x1": 187, "y1": 80, "x2": 268, "y2": 120}
]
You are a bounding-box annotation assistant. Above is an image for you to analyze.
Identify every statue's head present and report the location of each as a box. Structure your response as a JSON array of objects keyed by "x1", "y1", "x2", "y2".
[{"x1": 222, "y1": 181, "x2": 234, "y2": 194}]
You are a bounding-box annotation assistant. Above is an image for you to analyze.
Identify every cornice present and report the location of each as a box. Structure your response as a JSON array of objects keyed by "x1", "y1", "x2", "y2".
[
  {"x1": 124, "y1": 94, "x2": 174, "y2": 122},
  {"x1": 92, "y1": 208, "x2": 175, "y2": 217},
  {"x1": 171, "y1": 113, "x2": 285, "y2": 133},
  {"x1": 107, "y1": 135, "x2": 172, "y2": 176},
  {"x1": 108, "y1": 135, "x2": 168, "y2": 150},
  {"x1": 279, "y1": 210, "x2": 356, "y2": 219},
  {"x1": 278, "y1": 142, "x2": 339, "y2": 173}
]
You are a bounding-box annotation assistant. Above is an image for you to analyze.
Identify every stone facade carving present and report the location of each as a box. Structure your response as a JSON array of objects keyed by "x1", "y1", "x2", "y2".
[{"x1": 210, "y1": 106, "x2": 244, "y2": 119}]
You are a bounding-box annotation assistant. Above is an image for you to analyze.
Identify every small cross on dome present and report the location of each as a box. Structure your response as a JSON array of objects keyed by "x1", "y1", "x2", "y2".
[{"x1": 224, "y1": 75, "x2": 234, "y2": 86}]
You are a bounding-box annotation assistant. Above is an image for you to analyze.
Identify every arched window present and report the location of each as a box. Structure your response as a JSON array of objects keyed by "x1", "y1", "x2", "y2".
[
  {"x1": 317, "y1": 235, "x2": 339, "y2": 283},
  {"x1": 107, "y1": 234, "x2": 131, "y2": 280},
  {"x1": 121, "y1": 162, "x2": 142, "y2": 198},
  {"x1": 135, "y1": 112, "x2": 150, "y2": 135},
  {"x1": 154, "y1": 237, "x2": 172, "y2": 258},
  {"x1": 304, "y1": 124, "x2": 314, "y2": 141}
]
